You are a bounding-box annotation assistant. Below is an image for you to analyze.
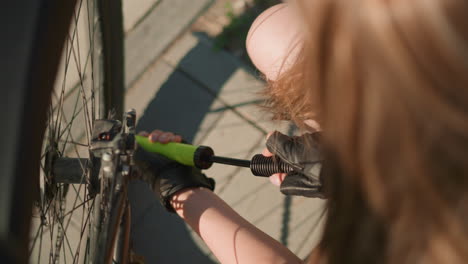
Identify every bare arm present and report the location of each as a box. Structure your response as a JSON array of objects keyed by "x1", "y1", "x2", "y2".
[{"x1": 170, "y1": 187, "x2": 302, "y2": 264}]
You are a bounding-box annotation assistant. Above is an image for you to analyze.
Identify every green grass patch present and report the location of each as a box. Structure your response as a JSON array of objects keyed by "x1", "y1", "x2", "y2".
[{"x1": 214, "y1": 0, "x2": 280, "y2": 65}]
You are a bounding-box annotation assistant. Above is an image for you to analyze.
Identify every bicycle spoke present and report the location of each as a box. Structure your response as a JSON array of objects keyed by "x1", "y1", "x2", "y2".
[
  {"x1": 68, "y1": 16, "x2": 93, "y2": 147},
  {"x1": 40, "y1": 90, "x2": 92, "y2": 264},
  {"x1": 63, "y1": 178, "x2": 87, "y2": 223},
  {"x1": 57, "y1": 43, "x2": 98, "y2": 154},
  {"x1": 72, "y1": 52, "x2": 92, "y2": 148},
  {"x1": 58, "y1": 139, "x2": 89, "y2": 147},
  {"x1": 52, "y1": 189, "x2": 66, "y2": 262},
  {"x1": 58, "y1": 167, "x2": 92, "y2": 258},
  {"x1": 52, "y1": 201, "x2": 76, "y2": 263},
  {"x1": 59, "y1": 89, "x2": 83, "y2": 155},
  {"x1": 51, "y1": 22, "x2": 96, "y2": 117},
  {"x1": 57, "y1": 103, "x2": 89, "y2": 171},
  {"x1": 63, "y1": 196, "x2": 94, "y2": 219},
  {"x1": 57, "y1": 223, "x2": 73, "y2": 263},
  {"x1": 49, "y1": 182, "x2": 92, "y2": 263},
  {"x1": 55, "y1": 0, "x2": 96, "y2": 154},
  {"x1": 54, "y1": 39, "x2": 69, "y2": 141},
  {"x1": 63, "y1": 240, "x2": 67, "y2": 264},
  {"x1": 86, "y1": 0, "x2": 97, "y2": 122},
  {"x1": 38, "y1": 223, "x2": 43, "y2": 263},
  {"x1": 29, "y1": 221, "x2": 43, "y2": 256},
  {"x1": 41, "y1": 193, "x2": 56, "y2": 224},
  {"x1": 55, "y1": 0, "x2": 85, "y2": 141},
  {"x1": 53, "y1": 35, "x2": 93, "y2": 128},
  {"x1": 33, "y1": 0, "x2": 123, "y2": 262},
  {"x1": 71, "y1": 185, "x2": 85, "y2": 204},
  {"x1": 48, "y1": 200, "x2": 57, "y2": 263},
  {"x1": 64, "y1": 189, "x2": 95, "y2": 263},
  {"x1": 72, "y1": 0, "x2": 84, "y2": 76},
  {"x1": 73, "y1": 197, "x2": 95, "y2": 262}
]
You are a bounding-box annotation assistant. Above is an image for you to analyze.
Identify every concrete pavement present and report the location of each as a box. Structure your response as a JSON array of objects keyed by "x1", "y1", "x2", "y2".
[{"x1": 123, "y1": 1, "x2": 326, "y2": 262}]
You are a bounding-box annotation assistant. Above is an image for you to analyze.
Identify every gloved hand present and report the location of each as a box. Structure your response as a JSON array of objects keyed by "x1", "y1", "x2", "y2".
[
  {"x1": 133, "y1": 143, "x2": 215, "y2": 212},
  {"x1": 266, "y1": 131, "x2": 324, "y2": 198}
]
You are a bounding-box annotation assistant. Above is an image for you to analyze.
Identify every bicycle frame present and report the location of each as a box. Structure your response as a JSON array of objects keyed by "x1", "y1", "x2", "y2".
[
  {"x1": 90, "y1": 109, "x2": 136, "y2": 264},
  {"x1": 51, "y1": 109, "x2": 137, "y2": 264}
]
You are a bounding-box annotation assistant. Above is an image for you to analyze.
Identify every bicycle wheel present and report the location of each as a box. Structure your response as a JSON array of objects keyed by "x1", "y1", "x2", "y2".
[{"x1": 24, "y1": 0, "x2": 125, "y2": 263}]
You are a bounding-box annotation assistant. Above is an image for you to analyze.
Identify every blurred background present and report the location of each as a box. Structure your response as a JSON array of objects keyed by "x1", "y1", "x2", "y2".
[{"x1": 122, "y1": 0, "x2": 326, "y2": 262}]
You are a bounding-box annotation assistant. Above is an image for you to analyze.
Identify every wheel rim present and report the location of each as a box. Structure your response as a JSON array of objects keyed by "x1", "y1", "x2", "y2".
[{"x1": 29, "y1": 0, "x2": 107, "y2": 262}]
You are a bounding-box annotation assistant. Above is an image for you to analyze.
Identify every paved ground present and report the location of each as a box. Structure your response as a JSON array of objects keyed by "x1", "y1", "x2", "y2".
[{"x1": 123, "y1": 1, "x2": 326, "y2": 262}]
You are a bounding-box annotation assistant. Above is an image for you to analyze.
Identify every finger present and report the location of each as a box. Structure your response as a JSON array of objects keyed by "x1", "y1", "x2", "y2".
[
  {"x1": 149, "y1": 130, "x2": 163, "y2": 142},
  {"x1": 138, "y1": 131, "x2": 149, "y2": 136},
  {"x1": 269, "y1": 173, "x2": 287, "y2": 186},
  {"x1": 266, "y1": 131, "x2": 274, "y2": 140},
  {"x1": 159, "y1": 132, "x2": 175, "y2": 144},
  {"x1": 158, "y1": 132, "x2": 182, "y2": 144},
  {"x1": 150, "y1": 129, "x2": 163, "y2": 136},
  {"x1": 173, "y1": 135, "x2": 183, "y2": 143},
  {"x1": 262, "y1": 148, "x2": 273, "y2": 157},
  {"x1": 262, "y1": 131, "x2": 277, "y2": 157},
  {"x1": 280, "y1": 173, "x2": 286, "y2": 182},
  {"x1": 303, "y1": 119, "x2": 321, "y2": 132}
]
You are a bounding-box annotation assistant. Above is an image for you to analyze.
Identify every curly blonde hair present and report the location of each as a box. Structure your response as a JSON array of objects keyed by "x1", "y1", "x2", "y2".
[{"x1": 264, "y1": 0, "x2": 468, "y2": 263}]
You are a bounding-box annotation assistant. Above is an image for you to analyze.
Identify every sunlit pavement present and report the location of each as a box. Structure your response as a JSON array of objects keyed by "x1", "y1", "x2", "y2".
[{"x1": 123, "y1": 1, "x2": 325, "y2": 262}]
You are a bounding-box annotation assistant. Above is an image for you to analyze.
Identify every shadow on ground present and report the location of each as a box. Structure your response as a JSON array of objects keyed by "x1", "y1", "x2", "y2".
[
  {"x1": 136, "y1": 37, "x2": 237, "y2": 142},
  {"x1": 128, "y1": 33, "x2": 293, "y2": 263},
  {"x1": 129, "y1": 36, "x2": 236, "y2": 263}
]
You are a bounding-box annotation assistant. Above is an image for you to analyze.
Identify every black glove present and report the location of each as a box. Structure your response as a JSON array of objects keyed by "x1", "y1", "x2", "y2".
[
  {"x1": 133, "y1": 147, "x2": 215, "y2": 212},
  {"x1": 266, "y1": 131, "x2": 325, "y2": 198}
]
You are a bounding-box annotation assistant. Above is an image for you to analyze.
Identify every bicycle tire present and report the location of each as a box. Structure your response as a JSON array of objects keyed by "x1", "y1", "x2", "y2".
[{"x1": 0, "y1": 0, "x2": 124, "y2": 263}]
